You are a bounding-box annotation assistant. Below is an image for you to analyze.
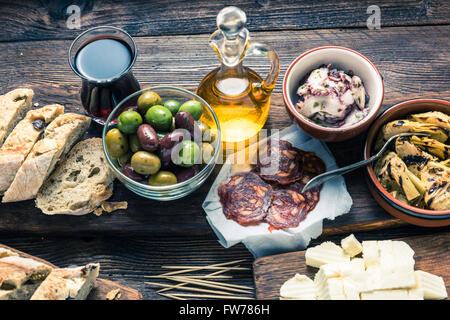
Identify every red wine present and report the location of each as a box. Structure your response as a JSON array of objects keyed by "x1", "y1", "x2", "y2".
[
  {"x1": 74, "y1": 37, "x2": 140, "y2": 120},
  {"x1": 75, "y1": 38, "x2": 132, "y2": 81}
]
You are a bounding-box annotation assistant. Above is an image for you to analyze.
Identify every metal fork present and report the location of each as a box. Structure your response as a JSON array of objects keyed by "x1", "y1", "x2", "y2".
[{"x1": 301, "y1": 133, "x2": 429, "y2": 193}]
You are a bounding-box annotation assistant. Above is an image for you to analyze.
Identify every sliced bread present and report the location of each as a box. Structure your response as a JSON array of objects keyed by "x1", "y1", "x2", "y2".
[
  {"x1": 2, "y1": 113, "x2": 91, "y2": 203},
  {"x1": 30, "y1": 263, "x2": 100, "y2": 300},
  {"x1": 0, "y1": 104, "x2": 64, "y2": 193},
  {"x1": 36, "y1": 138, "x2": 114, "y2": 215},
  {"x1": 0, "y1": 256, "x2": 53, "y2": 289},
  {"x1": 0, "y1": 88, "x2": 34, "y2": 146}
]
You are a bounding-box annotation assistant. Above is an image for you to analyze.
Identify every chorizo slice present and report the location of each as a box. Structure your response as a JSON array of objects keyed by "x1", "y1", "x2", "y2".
[
  {"x1": 255, "y1": 139, "x2": 303, "y2": 185},
  {"x1": 287, "y1": 182, "x2": 321, "y2": 212},
  {"x1": 218, "y1": 172, "x2": 273, "y2": 225},
  {"x1": 265, "y1": 187, "x2": 308, "y2": 229}
]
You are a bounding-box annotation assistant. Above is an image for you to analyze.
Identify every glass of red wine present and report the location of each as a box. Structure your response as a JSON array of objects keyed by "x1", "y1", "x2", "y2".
[{"x1": 69, "y1": 26, "x2": 140, "y2": 124}]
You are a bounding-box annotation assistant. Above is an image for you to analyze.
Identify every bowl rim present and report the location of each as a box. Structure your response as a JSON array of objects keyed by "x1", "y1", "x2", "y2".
[
  {"x1": 102, "y1": 86, "x2": 221, "y2": 192},
  {"x1": 364, "y1": 98, "x2": 450, "y2": 216},
  {"x1": 282, "y1": 45, "x2": 384, "y2": 132},
  {"x1": 365, "y1": 175, "x2": 450, "y2": 227}
]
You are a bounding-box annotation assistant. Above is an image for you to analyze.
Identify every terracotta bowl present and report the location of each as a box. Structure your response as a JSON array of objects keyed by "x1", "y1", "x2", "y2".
[
  {"x1": 364, "y1": 99, "x2": 450, "y2": 227},
  {"x1": 282, "y1": 46, "x2": 384, "y2": 142}
]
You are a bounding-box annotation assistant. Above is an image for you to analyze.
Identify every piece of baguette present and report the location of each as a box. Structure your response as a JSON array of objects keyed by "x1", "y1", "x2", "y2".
[
  {"x1": 0, "y1": 104, "x2": 64, "y2": 193},
  {"x1": 30, "y1": 263, "x2": 100, "y2": 300},
  {"x1": 0, "y1": 88, "x2": 34, "y2": 146},
  {"x1": 36, "y1": 138, "x2": 114, "y2": 215},
  {"x1": 2, "y1": 113, "x2": 91, "y2": 203}
]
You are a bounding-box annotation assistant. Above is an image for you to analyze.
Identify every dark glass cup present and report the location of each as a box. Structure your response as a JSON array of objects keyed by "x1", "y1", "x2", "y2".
[{"x1": 68, "y1": 26, "x2": 140, "y2": 123}]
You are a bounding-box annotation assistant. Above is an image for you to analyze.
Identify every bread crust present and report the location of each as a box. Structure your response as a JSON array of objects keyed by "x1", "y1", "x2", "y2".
[
  {"x1": 2, "y1": 113, "x2": 91, "y2": 202},
  {"x1": 0, "y1": 88, "x2": 34, "y2": 146},
  {"x1": 0, "y1": 104, "x2": 64, "y2": 193},
  {"x1": 30, "y1": 263, "x2": 100, "y2": 300}
]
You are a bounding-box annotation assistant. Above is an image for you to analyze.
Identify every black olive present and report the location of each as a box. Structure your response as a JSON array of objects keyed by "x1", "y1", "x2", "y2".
[{"x1": 32, "y1": 119, "x2": 45, "y2": 131}]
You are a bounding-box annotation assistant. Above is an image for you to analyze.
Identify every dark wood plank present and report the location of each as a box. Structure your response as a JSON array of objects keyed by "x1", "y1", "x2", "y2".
[
  {"x1": 0, "y1": 26, "x2": 449, "y2": 236},
  {"x1": 254, "y1": 232, "x2": 450, "y2": 299},
  {"x1": 0, "y1": 243, "x2": 143, "y2": 300},
  {"x1": 0, "y1": 235, "x2": 255, "y2": 300},
  {"x1": 0, "y1": 0, "x2": 449, "y2": 42}
]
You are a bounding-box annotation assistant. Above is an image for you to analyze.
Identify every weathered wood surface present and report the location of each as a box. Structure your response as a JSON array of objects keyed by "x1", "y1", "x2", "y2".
[
  {"x1": 0, "y1": 0, "x2": 449, "y2": 42},
  {"x1": 0, "y1": 243, "x2": 144, "y2": 300},
  {"x1": 254, "y1": 232, "x2": 450, "y2": 299},
  {"x1": 0, "y1": 25, "x2": 449, "y2": 236},
  {"x1": 1, "y1": 235, "x2": 256, "y2": 300},
  {"x1": 0, "y1": 1, "x2": 449, "y2": 300},
  {"x1": 2, "y1": 225, "x2": 447, "y2": 299}
]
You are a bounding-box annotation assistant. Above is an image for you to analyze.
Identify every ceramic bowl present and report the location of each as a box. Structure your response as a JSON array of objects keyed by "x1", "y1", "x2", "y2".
[
  {"x1": 364, "y1": 98, "x2": 450, "y2": 227},
  {"x1": 282, "y1": 46, "x2": 384, "y2": 142}
]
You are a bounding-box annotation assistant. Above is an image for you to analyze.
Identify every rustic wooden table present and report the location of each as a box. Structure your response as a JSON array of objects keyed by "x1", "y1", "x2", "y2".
[{"x1": 0, "y1": 0, "x2": 449, "y2": 299}]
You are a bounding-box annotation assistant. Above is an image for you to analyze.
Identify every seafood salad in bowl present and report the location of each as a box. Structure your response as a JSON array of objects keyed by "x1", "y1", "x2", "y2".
[
  {"x1": 283, "y1": 46, "x2": 384, "y2": 142},
  {"x1": 296, "y1": 64, "x2": 369, "y2": 128}
]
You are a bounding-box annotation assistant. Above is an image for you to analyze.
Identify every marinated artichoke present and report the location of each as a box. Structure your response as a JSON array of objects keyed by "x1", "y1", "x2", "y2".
[{"x1": 374, "y1": 110, "x2": 449, "y2": 210}]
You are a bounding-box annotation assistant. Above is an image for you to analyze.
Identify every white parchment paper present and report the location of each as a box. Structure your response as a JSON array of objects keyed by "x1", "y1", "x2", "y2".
[{"x1": 202, "y1": 123, "x2": 353, "y2": 258}]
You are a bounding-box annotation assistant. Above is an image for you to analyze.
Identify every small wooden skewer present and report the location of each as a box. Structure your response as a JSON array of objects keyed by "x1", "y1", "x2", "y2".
[
  {"x1": 158, "y1": 292, "x2": 186, "y2": 300},
  {"x1": 157, "y1": 268, "x2": 232, "y2": 293},
  {"x1": 165, "y1": 293, "x2": 254, "y2": 300},
  {"x1": 161, "y1": 266, "x2": 249, "y2": 271},
  {"x1": 167, "y1": 276, "x2": 254, "y2": 290},
  {"x1": 145, "y1": 281, "x2": 234, "y2": 296},
  {"x1": 147, "y1": 259, "x2": 246, "y2": 278},
  {"x1": 146, "y1": 275, "x2": 232, "y2": 279},
  {"x1": 163, "y1": 277, "x2": 252, "y2": 294}
]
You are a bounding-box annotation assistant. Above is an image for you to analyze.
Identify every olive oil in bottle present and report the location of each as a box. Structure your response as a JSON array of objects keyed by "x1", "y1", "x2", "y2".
[{"x1": 197, "y1": 6, "x2": 279, "y2": 154}]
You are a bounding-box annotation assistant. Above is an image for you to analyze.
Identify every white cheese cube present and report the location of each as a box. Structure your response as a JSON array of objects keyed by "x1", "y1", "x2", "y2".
[
  {"x1": 392, "y1": 241, "x2": 415, "y2": 269},
  {"x1": 314, "y1": 263, "x2": 341, "y2": 285},
  {"x1": 362, "y1": 241, "x2": 380, "y2": 269},
  {"x1": 413, "y1": 270, "x2": 448, "y2": 300},
  {"x1": 361, "y1": 289, "x2": 410, "y2": 300},
  {"x1": 379, "y1": 266, "x2": 416, "y2": 290},
  {"x1": 305, "y1": 242, "x2": 350, "y2": 268},
  {"x1": 407, "y1": 288, "x2": 424, "y2": 300},
  {"x1": 280, "y1": 274, "x2": 316, "y2": 300},
  {"x1": 314, "y1": 260, "x2": 366, "y2": 297},
  {"x1": 341, "y1": 234, "x2": 362, "y2": 257},
  {"x1": 348, "y1": 266, "x2": 415, "y2": 292},
  {"x1": 340, "y1": 259, "x2": 365, "y2": 277},
  {"x1": 348, "y1": 268, "x2": 381, "y2": 292},
  {"x1": 342, "y1": 278, "x2": 360, "y2": 300},
  {"x1": 317, "y1": 278, "x2": 346, "y2": 300}
]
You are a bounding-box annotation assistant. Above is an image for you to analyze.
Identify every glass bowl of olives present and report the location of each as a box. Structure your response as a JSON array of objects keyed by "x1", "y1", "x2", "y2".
[{"x1": 102, "y1": 86, "x2": 221, "y2": 200}]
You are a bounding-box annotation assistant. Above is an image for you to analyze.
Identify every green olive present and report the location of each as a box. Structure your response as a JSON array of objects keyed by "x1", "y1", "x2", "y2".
[
  {"x1": 201, "y1": 142, "x2": 215, "y2": 164},
  {"x1": 163, "y1": 100, "x2": 181, "y2": 116},
  {"x1": 105, "y1": 128, "x2": 128, "y2": 158},
  {"x1": 179, "y1": 100, "x2": 203, "y2": 120},
  {"x1": 177, "y1": 140, "x2": 200, "y2": 167},
  {"x1": 137, "y1": 91, "x2": 162, "y2": 114},
  {"x1": 129, "y1": 134, "x2": 142, "y2": 153},
  {"x1": 117, "y1": 110, "x2": 143, "y2": 134},
  {"x1": 131, "y1": 151, "x2": 161, "y2": 175},
  {"x1": 145, "y1": 105, "x2": 173, "y2": 132},
  {"x1": 148, "y1": 171, "x2": 178, "y2": 186}
]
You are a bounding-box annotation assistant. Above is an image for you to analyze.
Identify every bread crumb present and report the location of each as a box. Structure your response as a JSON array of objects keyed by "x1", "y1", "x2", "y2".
[
  {"x1": 101, "y1": 201, "x2": 128, "y2": 213},
  {"x1": 93, "y1": 207, "x2": 103, "y2": 216},
  {"x1": 106, "y1": 288, "x2": 121, "y2": 300}
]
